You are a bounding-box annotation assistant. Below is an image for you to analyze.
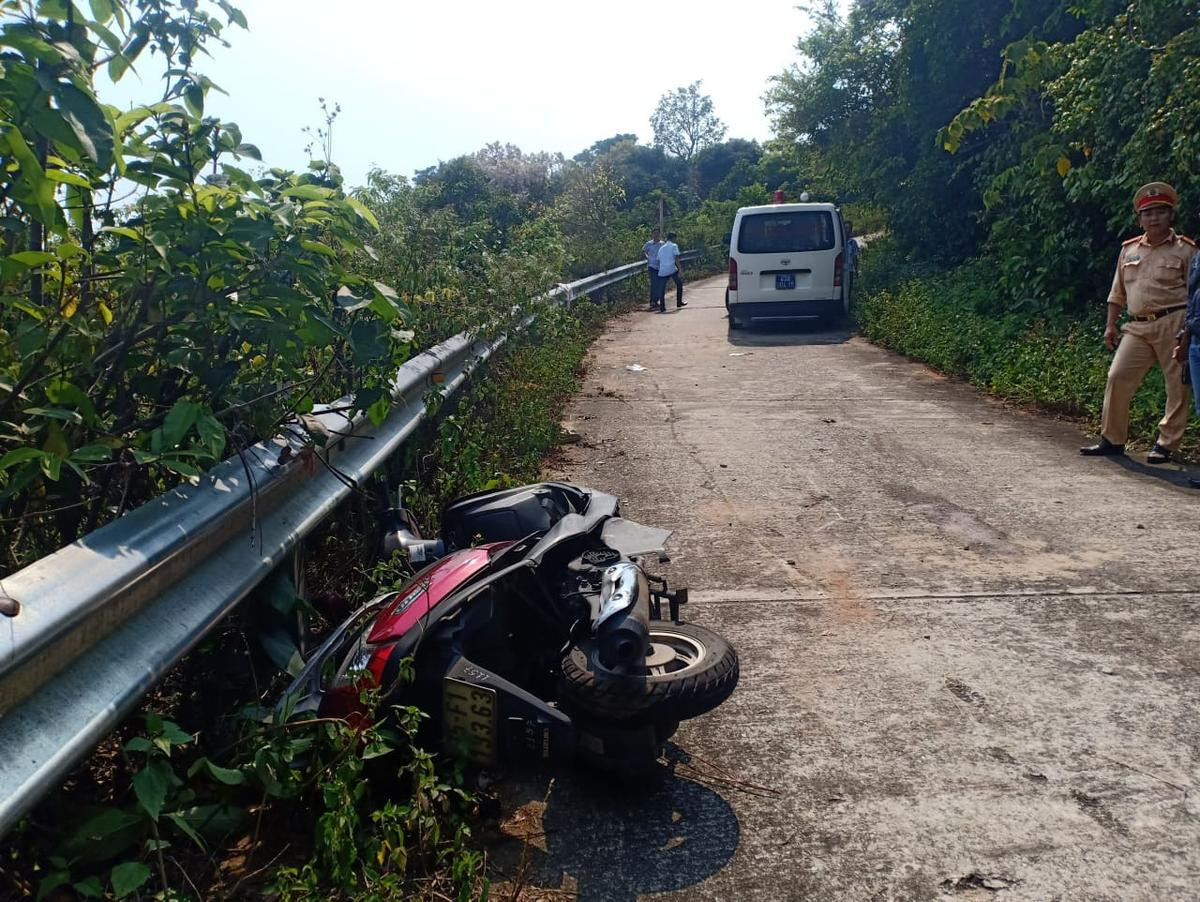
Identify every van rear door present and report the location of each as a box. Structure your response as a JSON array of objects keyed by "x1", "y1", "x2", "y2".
[{"x1": 735, "y1": 209, "x2": 839, "y2": 304}]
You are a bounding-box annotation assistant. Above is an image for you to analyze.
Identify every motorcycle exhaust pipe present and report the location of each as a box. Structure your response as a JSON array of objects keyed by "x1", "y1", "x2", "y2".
[{"x1": 595, "y1": 562, "x2": 651, "y2": 672}]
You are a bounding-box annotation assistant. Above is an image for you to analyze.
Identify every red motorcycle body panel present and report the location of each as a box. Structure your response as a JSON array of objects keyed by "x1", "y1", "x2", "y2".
[{"x1": 365, "y1": 543, "x2": 510, "y2": 645}]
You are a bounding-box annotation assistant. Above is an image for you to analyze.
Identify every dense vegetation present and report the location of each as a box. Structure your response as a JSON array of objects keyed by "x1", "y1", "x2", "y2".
[
  {"x1": 768, "y1": 0, "x2": 1199, "y2": 441},
  {"x1": 770, "y1": 0, "x2": 1197, "y2": 311}
]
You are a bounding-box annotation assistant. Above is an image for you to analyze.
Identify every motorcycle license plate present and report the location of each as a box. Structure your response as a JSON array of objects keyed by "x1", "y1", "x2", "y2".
[
  {"x1": 775, "y1": 274, "x2": 795, "y2": 290},
  {"x1": 442, "y1": 678, "x2": 497, "y2": 765}
]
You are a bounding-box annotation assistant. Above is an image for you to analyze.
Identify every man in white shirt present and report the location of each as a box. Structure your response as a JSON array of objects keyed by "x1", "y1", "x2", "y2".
[{"x1": 656, "y1": 232, "x2": 686, "y2": 310}]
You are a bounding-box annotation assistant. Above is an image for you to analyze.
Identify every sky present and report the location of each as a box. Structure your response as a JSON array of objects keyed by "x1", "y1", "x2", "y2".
[{"x1": 100, "y1": 0, "x2": 826, "y2": 188}]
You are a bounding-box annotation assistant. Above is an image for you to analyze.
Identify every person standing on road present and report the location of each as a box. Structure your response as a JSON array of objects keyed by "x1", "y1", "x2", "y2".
[
  {"x1": 656, "y1": 232, "x2": 686, "y2": 310},
  {"x1": 1173, "y1": 248, "x2": 1200, "y2": 486},
  {"x1": 845, "y1": 235, "x2": 861, "y2": 300},
  {"x1": 1080, "y1": 182, "x2": 1197, "y2": 461},
  {"x1": 643, "y1": 227, "x2": 665, "y2": 311}
]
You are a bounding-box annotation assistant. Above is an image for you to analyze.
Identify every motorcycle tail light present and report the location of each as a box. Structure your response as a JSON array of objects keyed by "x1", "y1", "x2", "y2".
[
  {"x1": 728, "y1": 258, "x2": 738, "y2": 290},
  {"x1": 318, "y1": 633, "x2": 382, "y2": 724},
  {"x1": 833, "y1": 252, "x2": 844, "y2": 288}
]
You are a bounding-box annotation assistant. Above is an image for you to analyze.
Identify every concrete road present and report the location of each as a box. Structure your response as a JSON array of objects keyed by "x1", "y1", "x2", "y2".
[{"x1": 488, "y1": 276, "x2": 1200, "y2": 901}]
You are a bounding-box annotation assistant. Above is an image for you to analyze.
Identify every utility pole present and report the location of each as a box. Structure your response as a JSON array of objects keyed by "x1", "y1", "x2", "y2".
[{"x1": 658, "y1": 197, "x2": 664, "y2": 234}]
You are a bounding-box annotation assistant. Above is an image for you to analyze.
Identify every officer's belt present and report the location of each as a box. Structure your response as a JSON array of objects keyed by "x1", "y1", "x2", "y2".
[{"x1": 1130, "y1": 305, "x2": 1186, "y2": 322}]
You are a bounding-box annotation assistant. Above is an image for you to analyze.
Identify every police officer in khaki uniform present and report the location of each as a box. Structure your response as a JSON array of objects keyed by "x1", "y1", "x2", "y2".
[{"x1": 1081, "y1": 182, "x2": 1198, "y2": 460}]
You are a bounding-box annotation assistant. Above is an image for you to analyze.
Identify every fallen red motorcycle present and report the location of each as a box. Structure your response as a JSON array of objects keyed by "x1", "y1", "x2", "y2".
[{"x1": 281, "y1": 483, "x2": 739, "y2": 774}]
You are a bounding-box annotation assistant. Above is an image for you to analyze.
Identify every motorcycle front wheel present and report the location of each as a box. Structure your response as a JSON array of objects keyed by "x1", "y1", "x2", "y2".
[{"x1": 560, "y1": 622, "x2": 739, "y2": 726}]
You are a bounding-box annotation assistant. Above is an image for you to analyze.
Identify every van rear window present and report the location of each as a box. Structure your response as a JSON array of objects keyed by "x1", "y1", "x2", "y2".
[{"x1": 737, "y1": 212, "x2": 835, "y2": 253}]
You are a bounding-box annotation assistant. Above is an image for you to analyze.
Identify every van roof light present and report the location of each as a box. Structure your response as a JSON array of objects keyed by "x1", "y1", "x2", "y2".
[
  {"x1": 773, "y1": 189, "x2": 785, "y2": 204},
  {"x1": 800, "y1": 191, "x2": 811, "y2": 202}
]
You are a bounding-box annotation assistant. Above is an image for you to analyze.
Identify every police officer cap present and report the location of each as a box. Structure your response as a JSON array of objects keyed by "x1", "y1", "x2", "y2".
[{"x1": 1133, "y1": 182, "x2": 1177, "y2": 212}]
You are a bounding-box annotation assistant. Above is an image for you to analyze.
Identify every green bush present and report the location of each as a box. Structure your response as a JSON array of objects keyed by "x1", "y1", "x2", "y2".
[{"x1": 857, "y1": 239, "x2": 1196, "y2": 453}]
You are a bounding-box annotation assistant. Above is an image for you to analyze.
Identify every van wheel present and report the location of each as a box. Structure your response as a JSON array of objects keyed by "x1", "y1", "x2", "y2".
[
  {"x1": 728, "y1": 316, "x2": 742, "y2": 331},
  {"x1": 724, "y1": 288, "x2": 730, "y2": 310}
]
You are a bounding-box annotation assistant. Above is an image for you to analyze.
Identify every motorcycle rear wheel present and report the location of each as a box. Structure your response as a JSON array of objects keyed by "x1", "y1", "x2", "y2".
[{"x1": 560, "y1": 623, "x2": 738, "y2": 725}]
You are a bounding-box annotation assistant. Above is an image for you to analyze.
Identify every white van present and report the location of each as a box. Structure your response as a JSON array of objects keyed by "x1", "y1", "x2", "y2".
[{"x1": 725, "y1": 201, "x2": 851, "y2": 329}]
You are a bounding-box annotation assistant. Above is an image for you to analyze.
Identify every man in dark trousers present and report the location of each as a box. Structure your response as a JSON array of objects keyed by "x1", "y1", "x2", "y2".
[
  {"x1": 656, "y1": 232, "x2": 686, "y2": 310},
  {"x1": 1081, "y1": 182, "x2": 1197, "y2": 461}
]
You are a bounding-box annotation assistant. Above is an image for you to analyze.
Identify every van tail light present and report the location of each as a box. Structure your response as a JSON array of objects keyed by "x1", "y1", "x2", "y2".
[
  {"x1": 833, "y1": 252, "x2": 844, "y2": 288},
  {"x1": 728, "y1": 258, "x2": 738, "y2": 290}
]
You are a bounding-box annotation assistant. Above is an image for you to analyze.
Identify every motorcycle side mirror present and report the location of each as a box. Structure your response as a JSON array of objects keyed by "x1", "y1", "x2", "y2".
[{"x1": 383, "y1": 505, "x2": 422, "y2": 538}]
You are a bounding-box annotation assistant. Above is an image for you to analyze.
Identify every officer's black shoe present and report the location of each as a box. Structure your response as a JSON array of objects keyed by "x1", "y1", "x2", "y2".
[
  {"x1": 1146, "y1": 442, "x2": 1172, "y2": 464},
  {"x1": 1080, "y1": 437, "x2": 1125, "y2": 456}
]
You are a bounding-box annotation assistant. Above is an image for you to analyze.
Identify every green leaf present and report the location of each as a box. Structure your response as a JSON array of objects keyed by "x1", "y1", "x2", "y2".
[
  {"x1": 0, "y1": 294, "x2": 46, "y2": 320},
  {"x1": 164, "y1": 811, "x2": 206, "y2": 849},
  {"x1": 373, "y1": 280, "x2": 399, "y2": 300},
  {"x1": 89, "y1": 0, "x2": 115, "y2": 22},
  {"x1": 204, "y1": 759, "x2": 246, "y2": 785},
  {"x1": 149, "y1": 231, "x2": 169, "y2": 260},
  {"x1": 196, "y1": 413, "x2": 226, "y2": 460},
  {"x1": 173, "y1": 803, "x2": 246, "y2": 840},
  {"x1": 61, "y1": 807, "x2": 143, "y2": 863},
  {"x1": 162, "y1": 400, "x2": 202, "y2": 447},
  {"x1": 114, "y1": 106, "x2": 154, "y2": 134},
  {"x1": 8, "y1": 251, "x2": 57, "y2": 267},
  {"x1": 299, "y1": 238, "x2": 337, "y2": 257},
  {"x1": 0, "y1": 125, "x2": 60, "y2": 228},
  {"x1": 159, "y1": 720, "x2": 193, "y2": 746},
  {"x1": 70, "y1": 444, "x2": 112, "y2": 463},
  {"x1": 282, "y1": 184, "x2": 334, "y2": 201},
  {"x1": 132, "y1": 761, "x2": 170, "y2": 820},
  {"x1": 109, "y1": 861, "x2": 151, "y2": 898},
  {"x1": 0, "y1": 448, "x2": 45, "y2": 470},
  {"x1": 0, "y1": 32, "x2": 63, "y2": 63},
  {"x1": 72, "y1": 877, "x2": 104, "y2": 898},
  {"x1": 369, "y1": 293, "x2": 402, "y2": 323},
  {"x1": 346, "y1": 196, "x2": 380, "y2": 230},
  {"x1": 336, "y1": 286, "x2": 372, "y2": 312},
  {"x1": 54, "y1": 81, "x2": 116, "y2": 170},
  {"x1": 367, "y1": 394, "x2": 391, "y2": 427},
  {"x1": 101, "y1": 225, "x2": 141, "y2": 240},
  {"x1": 124, "y1": 736, "x2": 153, "y2": 753},
  {"x1": 183, "y1": 83, "x2": 204, "y2": 117},
  {"x1": 26, "y1": 407, "x2": 84, "y2": 424},
  {"x1": 45, "y1": 379, "x2": 96, "y2": 424},
  {"x1": 45, "y1": 169, "x2": 93, "y2": 188},
  {"x1": 160, "y1": 456, "x2": 202, "y2": 478}
]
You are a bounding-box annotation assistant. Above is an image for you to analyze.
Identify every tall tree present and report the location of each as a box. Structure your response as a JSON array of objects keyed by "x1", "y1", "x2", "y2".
[{"x1": 650, "y1": 81, "x2": 727, "y2": 161}]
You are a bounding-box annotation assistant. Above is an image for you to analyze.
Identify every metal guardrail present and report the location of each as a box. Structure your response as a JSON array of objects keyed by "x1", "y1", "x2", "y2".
[{"x1": 0, "y1": 251, "x2": 697, "y2": 836}]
